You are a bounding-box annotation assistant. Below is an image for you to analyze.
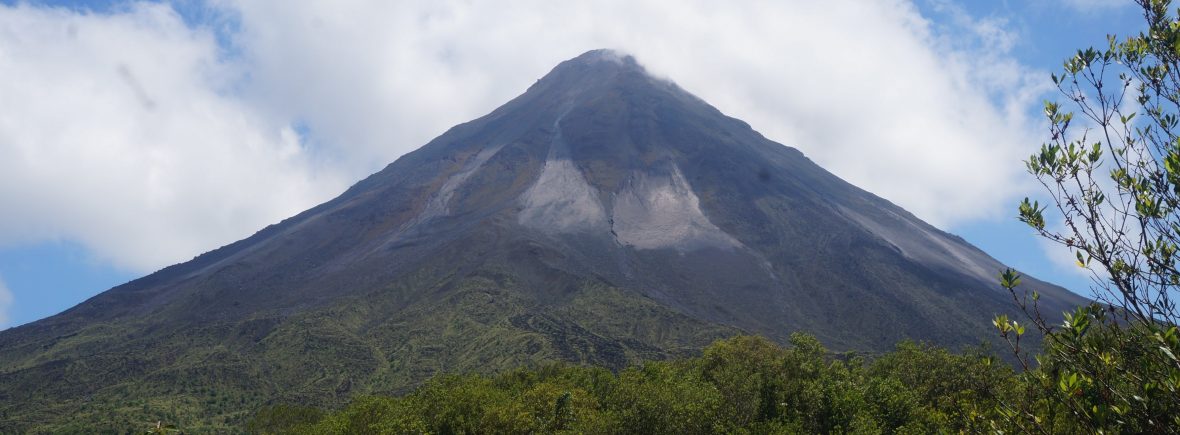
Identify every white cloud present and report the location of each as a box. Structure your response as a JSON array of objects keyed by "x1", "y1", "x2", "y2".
[
  {"x1": 217, "y1": 0, "x2": 1048, "y2": 227},
  {"x1": 0, "y1": 0, "x2": 1051, "y2": 274},
  {"x1": 0, "y1": 3, "x2": 348, "y2": 272},
  {"x1": 0, "y1": 275, "x2": 12, "y2": 329}
]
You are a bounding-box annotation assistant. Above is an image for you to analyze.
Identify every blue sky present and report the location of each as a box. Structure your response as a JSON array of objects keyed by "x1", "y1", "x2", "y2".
[{"x1": 0, "y1": 0, "x2": 1147, "y2": 328}]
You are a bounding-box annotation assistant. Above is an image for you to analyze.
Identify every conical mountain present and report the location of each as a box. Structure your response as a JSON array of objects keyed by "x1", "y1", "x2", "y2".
[{"x1": 0, "y1": 49, "x2": 1086, "y2": 431}]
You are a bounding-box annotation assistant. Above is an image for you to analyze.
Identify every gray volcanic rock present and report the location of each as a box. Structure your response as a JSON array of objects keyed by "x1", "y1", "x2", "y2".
[{"x1": 0, "y1": 49, "x2": 1087, "y2": 431}]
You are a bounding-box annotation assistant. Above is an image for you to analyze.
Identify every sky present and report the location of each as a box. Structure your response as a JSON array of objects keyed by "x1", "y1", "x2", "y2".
[{"x1": 0, "y1": 0, "x2": 1147, "y2": 328}]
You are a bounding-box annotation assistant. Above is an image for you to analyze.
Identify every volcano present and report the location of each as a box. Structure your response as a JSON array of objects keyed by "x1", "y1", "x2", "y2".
[{"x1": 0, "y1": 50, "x2": 1086, "y2": 431}]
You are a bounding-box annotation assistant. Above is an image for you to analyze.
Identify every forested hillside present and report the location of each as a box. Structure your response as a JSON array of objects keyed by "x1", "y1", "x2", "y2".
[{"x1": 248, "y1": 315, "x2": 1180, "y2": 435}]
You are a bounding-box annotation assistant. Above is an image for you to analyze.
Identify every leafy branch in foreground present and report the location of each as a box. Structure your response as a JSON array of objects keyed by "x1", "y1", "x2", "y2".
[{"x1": 998, "y1": 0, "x2": 1180, "y2": 432}]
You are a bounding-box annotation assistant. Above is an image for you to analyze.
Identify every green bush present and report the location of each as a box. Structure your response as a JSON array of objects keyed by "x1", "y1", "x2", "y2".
[{"x1": 249, "y1": 334, "x2": 1023, "y2": 434}]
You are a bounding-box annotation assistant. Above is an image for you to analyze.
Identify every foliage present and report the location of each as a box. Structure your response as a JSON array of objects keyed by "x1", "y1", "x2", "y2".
[
  {"x1": 252, "y1": 334, "x2": 1025, "y2": 434},
  {"x1": 998, "y1": 0, "x2": 1180, "y2": 433},
  {"x1": 142, "y1": 421, "x2": 183, "y2": 434},
  {"x1": 0, "y1": 279, "x2": 735, "y2": 434},
  {"x1": 1010, "y1": 306, "x2": 1180, "y2": 433},
  {"x1": 994, "y1": 297, "x2": 1180, "y2": 432},
  {"x1": 247, "y1": 404, "x2": 325, "y2": 434},
  {"x1": 247, "y1": 329, "x2": 1180, "y2": 435}
]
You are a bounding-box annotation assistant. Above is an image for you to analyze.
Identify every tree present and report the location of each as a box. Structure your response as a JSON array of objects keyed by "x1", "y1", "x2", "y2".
[{"x1": 997, "y1": 0, "x2": 1180, "y2": 432}]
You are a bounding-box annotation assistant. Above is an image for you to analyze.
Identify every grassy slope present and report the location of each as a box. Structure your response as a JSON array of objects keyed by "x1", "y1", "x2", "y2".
[{"x1": 0, "y1": 274, "x2": 736, "y2": 433}]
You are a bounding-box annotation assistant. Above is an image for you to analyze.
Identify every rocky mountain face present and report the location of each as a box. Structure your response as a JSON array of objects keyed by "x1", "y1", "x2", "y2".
[{"x1": 0, "y1": 50, "x2": 1086, "y2": 431}]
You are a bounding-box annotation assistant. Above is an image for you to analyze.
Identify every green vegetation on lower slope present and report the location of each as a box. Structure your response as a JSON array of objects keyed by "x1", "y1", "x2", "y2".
[
  {"x1": 8, "y1": 294, "x2": 1178, "y2": 433},
  {"x1": 251, "y1": 334, "x2": 1008, "y2": 434},
  {"x1": 0, "y1": 277, "x2": 735, "y2": 433},
  {"x1": 252, "y1": 319, "x2": 1180, "y2": 435}
]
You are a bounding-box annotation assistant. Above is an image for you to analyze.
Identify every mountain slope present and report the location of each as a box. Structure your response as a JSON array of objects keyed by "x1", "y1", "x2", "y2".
[{"x1": 0, "y1": 50, "x2": 1086, "y2": 432}]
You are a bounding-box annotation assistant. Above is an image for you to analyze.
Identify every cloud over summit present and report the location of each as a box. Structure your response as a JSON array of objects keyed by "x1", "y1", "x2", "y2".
[{"x1": 0, "y1": 0, "x2": 1047, "y2": 274}]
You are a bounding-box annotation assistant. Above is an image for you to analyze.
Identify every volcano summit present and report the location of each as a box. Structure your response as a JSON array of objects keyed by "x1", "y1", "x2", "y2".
[{"x1": 0, "y1": 50, "x2": 1085, "y2": 431}]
